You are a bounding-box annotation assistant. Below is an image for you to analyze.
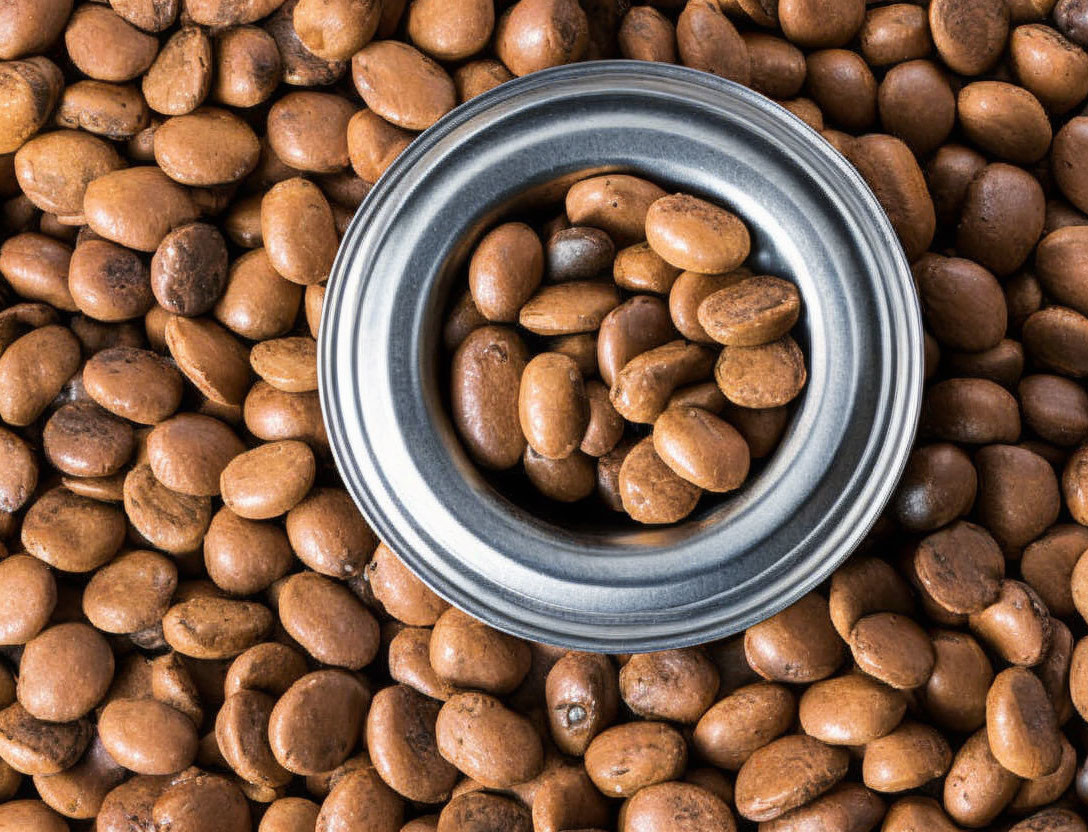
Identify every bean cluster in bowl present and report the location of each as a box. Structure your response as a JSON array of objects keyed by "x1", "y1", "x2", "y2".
[
  {"x1": 448, "y1": 181, "x2": 806, "y2": 524},
  {"x1": 2, "y1": 0, "x2": 1088, "y2": 829}
]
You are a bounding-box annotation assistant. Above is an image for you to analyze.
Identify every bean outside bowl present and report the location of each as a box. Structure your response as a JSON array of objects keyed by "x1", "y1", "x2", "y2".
[{"x1": 319, "y1": 61, "x2": 923, "y2": 652}]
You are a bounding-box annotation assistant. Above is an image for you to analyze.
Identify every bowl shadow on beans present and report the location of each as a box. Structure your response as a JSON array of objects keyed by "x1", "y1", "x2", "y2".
[{"x1": 430, "y1": 168, "x2": 808, "y2": 536}]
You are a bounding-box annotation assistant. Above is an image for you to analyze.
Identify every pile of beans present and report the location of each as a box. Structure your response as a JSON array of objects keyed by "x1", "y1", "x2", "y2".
[
  {"x1": 448, "y1": 185, "x2": 805, "y2": 524},
  {"x1": 2, "y1": 0, "x2": 1088, "y2": 829}
]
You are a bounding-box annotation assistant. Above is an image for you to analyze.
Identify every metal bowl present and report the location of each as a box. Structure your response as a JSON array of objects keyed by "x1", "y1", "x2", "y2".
[{"x1": 319, "y1": 61, "x2": 923, "y2": 652}]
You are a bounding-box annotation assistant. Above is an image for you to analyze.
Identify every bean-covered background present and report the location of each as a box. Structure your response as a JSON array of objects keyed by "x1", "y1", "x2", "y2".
[{"x1": 1, "y1": 0, "x2": 1088, "y2": 830}]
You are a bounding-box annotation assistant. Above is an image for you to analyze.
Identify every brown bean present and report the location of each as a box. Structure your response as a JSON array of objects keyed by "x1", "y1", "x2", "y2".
[
  {"x1": 15, "y1": 130, "x2": 123, "y2": 221},
  {"x1": 148, "y1": 223, "x2": 228, "y2": 316},
  {"x1": 154, "y1": 108, "x2": 259, "y2": 187},
  {"x1": 945, "y1": 728, "x2": 1021, "y2": 827},
  {"x1": 279, "y1": 571, "x2": 379, "y2": 669},
  {"x1": 146, "y1": 413, "x2": 243, "y2": 497},
  {"x1": 958, "y1": 81, "x2": 1052, "y2": 164},
  {"x1": 407, "y1": 0, "x2": 492, "y2": 61},
  {"x1": 0, "y1": 0, "x2": 72, "y2": 61},
  {"x1": 166, "y1": 315, "x2": 251, "y2": 407},
  {"x1": 162, "y1": 596, "x2": 272, "y2": 659},
  {"x1": 58, "y1": 81, "x2": 150, "y2": 143},
  {"x1": 929, "y1": 0, "x2": 1010, "y2": 75},
  {"x1": 266, "y1": 92, "x2": 354, "y2": 174},
  {"x1": 98, "y1": 698, "x2": 197, "y2": 775},
  {"x1": 259, "y1": 798, "x2": 320, "y2": 832},
  {"x1": 523, "y1": 445, "x2": 596, "y2": 501},
  {"x1": 388, "y1": 627, "x2": 460, "y2": 702},
  {"x1": 893, "y1": 443, "x2": 977, "y2": 533},
  {"x1": 970, "y1": 579, "x2": 1052, "y2": 666},
  {"x1": 805, "y1": 49, "x2": 877, "y2": 133},
  {"x1": 612, "y1": 341, "x2": 715, "y2": 423},
  {"x1": 430, "y1": 607, "x2": 530, "y2": 695},
  {"x1": 293, "y1": 0, "x2": 379, "y2": 61},
  {"x1": 0, "y1": 324, "x2": 80, "y2": 426},
  {"x1": 693, "y1": 682, "x2": 794, "y2": 770},
  {"x1": 68, "y1": 239, "x2": 154, "y2": 322},
  {"x1": 579, "y1": 380, "x2": 623, "y2": 457},
  {"x1": 987, "y1": 666, "x2": 1063, "y2": 778},
  {"x1": 0, "y1": 555, "x2": 55, "y2": 645},
  {"x1": 346, "y1": 109, "x2": 413, "y2": 183},
  {"x1": 617, "y1": 435, "x2": 702, "y2": 523},
  {"x1": 697, "y1": 276, "x2": 800, "y2": 348},
  {"x1": 352, "y1": 40, "x2": 455, "y2": 131},
  {"x1": 652, "y1": 406, "x2": 749, "y2": 492},
  {"x1": 617, "y1": 648, "x2": 717, "y2": 725},
  {"x1": 215, "y1": 690, "x2": 289, "y2": 789},
  {"x1": 777, "y1": 0, "x2": 864, "y2": 47},
  {"x1": 436, "y1": 792, "x2": 528, "y2": 832},
  {"x1": 744, "y1": 592, "x2": 844, "y2": 683},
  {"x1": 849, "y1": 612, "x2": 934, "y2": 690},
  {"x1": 469, "y1": 222, "x2": 543, "y2": 322},
  {"x1": 918, "y1": 630, "x2": 993, "y2": 734},
  {"x1": 862, "y1": 721, "x2": 952, "y2": 793},
  {"x1": 714, "y1": 335, "x2": 806, "y2": 409},
  {"x1": 452, "y1": 58, "x2": 514, "y2": 102},
  {"x1": 84, "y1": 167, "x2": 199, "y2": 253},
  {"x1": 975, "y1": 444, "x2": 1059, "y2": 551},
  {"x1": 518, "y1": 352, "x2": 588, "y2": 459},
  {"x1": 367, "y1": 684, "x2": 457, "y2": 803},
  {"x1": 846, "y1": 134, "x2": 935, "y2": 262},
  {"x1": 619, "y1": 6, "x2": 677, "y2": 63},
  {"x1": 286, "y1": 486, "x2": 377, "y2": 578},
  {"x1": 367, "y1": 542, "x2": 449, "y2": 626},
  {"x1": 613, "y1": 243, "x2": 681, "y2": 295},
  {"x1": 435, "y1": 692, "x2": 543, "y2": 789},
  {"x1": 913, "y1": 521, "x2": 1004, "y2": 615},
  {"x1": 518, "y1": 282, "x2": 622, "y2": 337},
  {"x1": 123, "y1": 462, "x2": 212, "y2": 554},
  {"x1": 734, "y1": 734, "x2": 848, "y2": 822},
  {"x1": 597, "y1": 296, "x2": 676, "y2": 388},
  {"x1": 315, "y1": 766, "x2": 403, "y2": 832},
  {"x1": 799, "y1": 673, "x2": 906, "y2": 747},
  {"x1": 17, "y1": 623, "x2": 113, "y2": 722},
  {"x1": 205, "y1": 506, "x2": 294, "y2": 597},
  {"x1": 584, "y1": 721, "x2": 686, "y2": 797},
  {"x1": 1053, "y1": 117, "x2": 1088, "y2": 214},
  {"x1": 152, "y1": 772, "x2": 250, "y2": 832},
  {"x1": 225, "y1": 643, "x2": 308, "y2": 699},
  {"x1": 0, "y1": 702, "x2": 93, "y2": 776},
  {"x1": 0, "y1": 58, "x2": 63, "y2": 155},
  {"x1": 0, "y1": 233, "x2": 75, "y2": 312},
  {"x1": 451, "y1": 325, "x2": 529, "y2": 470},
  {"x1": 268, "y1": 670, "x2": 371, "y2": 776},
  {"x1": 65, "y1": 5, "x2": 158, "y2": 82},
  {"x1": 1010, "y1": 24, "x2": 1088, "y2": 114},
  {"x1": 259, "y1": 178, "x2": 338, "y2": 286},
  {"x1": 33, "y1": 734, "x2": 126, "y2": 820},
  {"x1": 621, "y1": 781, "x2": 735, "y2": 832},
  {"x1": 140, "y1": 26, "x2": 212, "y2": 118},
  {"x1": 1023, "y1": 306, "x2": 1088, "y2": 376},
  {"x1": 566, "y1": 175, "x2": 666, "y2": 248},
  {"x1": 212, "y1": 26, "x2": 281, "y2": 109},
  {"x1": 644, "y1": 193, "x2": 749, "y2": 275},
  {"x1": 676, "y1": 0, "x2": 749, "y2": 85},
  {"x1": 922, "y1": 378, "x2": 1021, "y2": 443},
  {"x1": 860, "y1": 4, "x2": 932, "y2": 65},
  {"x1": 22, "y1": 485, "x2": 125, "y2": 572},
  {"x1": 543, "y1": 652, "x2": 618, "y2": 756},
  {"x1": 83, "y1": 549, "x2": 177, "y2": 635},
  {"x1": 219, "y1": 440, "x2": 314, "y2": 520},
  {"x1": 495, "y1": 0, "x2": 589, "y2": 76}
]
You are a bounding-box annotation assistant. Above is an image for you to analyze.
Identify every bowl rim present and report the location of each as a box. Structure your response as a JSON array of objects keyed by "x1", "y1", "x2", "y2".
[{"x1": 319, "y1": 60, "x2": 924, "y2": 650}]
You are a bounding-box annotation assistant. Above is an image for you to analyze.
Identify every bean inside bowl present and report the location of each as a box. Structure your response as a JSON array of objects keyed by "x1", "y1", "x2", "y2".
[{"x1": 320, "y1": 61, "x2": 923, "y2": 651}]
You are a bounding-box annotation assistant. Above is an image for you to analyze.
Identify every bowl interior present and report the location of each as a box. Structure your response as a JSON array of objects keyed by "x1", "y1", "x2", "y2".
[{"x1": 425, "y1": 166, "x2": 817, "y2": 538}]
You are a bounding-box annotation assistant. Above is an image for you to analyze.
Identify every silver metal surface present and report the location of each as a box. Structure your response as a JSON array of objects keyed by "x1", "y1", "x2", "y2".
[{"x1": 319, "y1": 61, "x2": 923, "y2": 651}]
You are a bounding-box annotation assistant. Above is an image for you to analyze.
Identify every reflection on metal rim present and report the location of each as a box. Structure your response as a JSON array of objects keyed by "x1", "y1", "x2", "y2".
[{"x1": 319, "y1": 61, "x2": 923, "y2": 651}]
